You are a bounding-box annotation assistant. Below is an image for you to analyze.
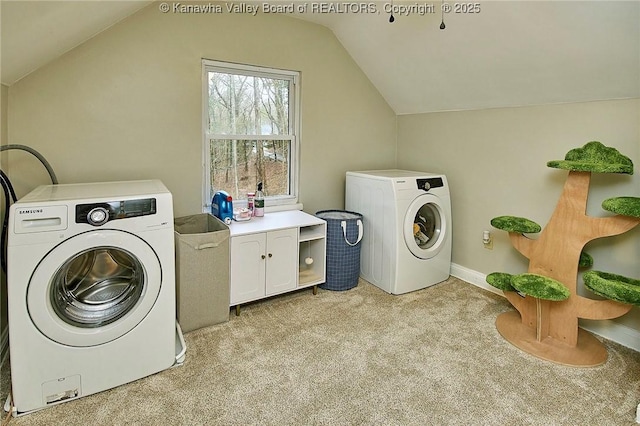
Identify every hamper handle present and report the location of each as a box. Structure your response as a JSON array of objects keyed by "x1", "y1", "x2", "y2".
[
  {"x1": 195, "y1": 242, "x2": 219, "y2": 250},
  {"x1": 341, "y1": 219, "x2": 363, "y2": 247}
]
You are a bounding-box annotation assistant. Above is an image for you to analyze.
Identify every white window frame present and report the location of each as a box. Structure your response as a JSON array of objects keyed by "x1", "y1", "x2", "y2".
[{"x1": 202, "y1": 59, "x2": 301, "y2": 212}]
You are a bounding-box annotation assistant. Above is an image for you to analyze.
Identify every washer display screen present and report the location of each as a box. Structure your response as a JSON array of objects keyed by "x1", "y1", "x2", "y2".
[
  {"x1": 50, "y1": 247, "x2": 145, "y2": 328},
  {"x1": 75, "y1": 198, "x2": 156, "y2": 225}
]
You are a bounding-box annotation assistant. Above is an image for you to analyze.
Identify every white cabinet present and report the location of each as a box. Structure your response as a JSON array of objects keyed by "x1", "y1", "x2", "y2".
[
  {"x1": 229, "y1": 228, "x2": 297, "y2": 304},
  {"x1": 229, "y1": 233, "x2": 265, "y2": 304},
  {"x1": 228, "y1": 211, "x2": 326, "y2": 311},
  {"x1": 265, "y1": 228, "x2": 298, "y2": 294}
]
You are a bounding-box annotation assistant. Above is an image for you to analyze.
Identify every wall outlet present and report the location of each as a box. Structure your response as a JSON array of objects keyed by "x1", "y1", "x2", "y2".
[{"x1": 483, "y1": 230, "x2": 493, "y2": 250}]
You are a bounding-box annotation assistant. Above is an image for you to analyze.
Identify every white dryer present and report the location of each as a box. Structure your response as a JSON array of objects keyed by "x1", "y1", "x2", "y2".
[
  {"x1": 346, "y1": 170, "x2": 452, "y2": 294},
  {"x1": 7, "y1": 180, "x2": 178, "y2": 415}
]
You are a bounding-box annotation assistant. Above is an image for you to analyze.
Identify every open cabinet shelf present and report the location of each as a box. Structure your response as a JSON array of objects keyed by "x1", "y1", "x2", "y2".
[
  {"x1": 298, "y1": 224, "x2": 326, "y2": 287},
  {"x1": 299, "y1": 224, "x2": 325, "y2": 242}
]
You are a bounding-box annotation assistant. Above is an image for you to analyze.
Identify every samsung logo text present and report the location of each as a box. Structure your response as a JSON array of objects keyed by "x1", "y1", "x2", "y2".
[{"x1": 19, "y1": 209, "x2": 43, "y2": 214}]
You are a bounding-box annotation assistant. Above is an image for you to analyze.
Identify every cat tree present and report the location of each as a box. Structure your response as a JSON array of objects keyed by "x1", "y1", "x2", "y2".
[{"x1": 486, "y1": 141, "x2": 640, "y2": 367}]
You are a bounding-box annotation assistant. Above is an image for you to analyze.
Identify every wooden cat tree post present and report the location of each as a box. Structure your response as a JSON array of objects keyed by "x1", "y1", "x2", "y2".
[{"x1": 487, "y1": 141, "x2": 640, "y2": 367}]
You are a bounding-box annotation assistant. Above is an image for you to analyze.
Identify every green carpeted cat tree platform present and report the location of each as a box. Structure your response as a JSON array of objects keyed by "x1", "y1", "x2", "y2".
[{"x1": 487, "y1": 141, "x2": 640, "y2": 367}]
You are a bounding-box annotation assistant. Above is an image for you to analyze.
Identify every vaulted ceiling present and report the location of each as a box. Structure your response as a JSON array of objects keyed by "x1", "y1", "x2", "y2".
[
  {"x1": 1, "y1": 1, "x2": 152, "y2": 85},
  {"x1": 2, "y1": 1, "x2": 639, "y2": 114}
]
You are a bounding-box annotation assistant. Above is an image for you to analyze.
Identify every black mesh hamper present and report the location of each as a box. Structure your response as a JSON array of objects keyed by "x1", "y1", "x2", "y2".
[{"x1": 316, "y1": 210, "x2": 363, "y2": 291}]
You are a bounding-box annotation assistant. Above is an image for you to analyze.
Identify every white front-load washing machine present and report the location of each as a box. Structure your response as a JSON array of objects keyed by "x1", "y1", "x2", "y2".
[
  {"x1": 346, "y1": 170, "x2": 452, "y2": 294},
  {"x1": 7, "y1": 180, "x2": 178, "y2": 415}
]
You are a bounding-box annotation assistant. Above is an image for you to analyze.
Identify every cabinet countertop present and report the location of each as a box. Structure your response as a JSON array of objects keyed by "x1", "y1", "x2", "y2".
[{"x1": 228, "y1": 210, "x2": 325, "y2": 237}]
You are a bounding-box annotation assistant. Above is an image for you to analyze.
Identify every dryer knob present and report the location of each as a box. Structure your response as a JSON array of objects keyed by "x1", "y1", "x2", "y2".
[
  {"x1": 423, "y1": 182, "x2": 431, "y2": 191},
  {"x1": 87, "y1": 207, "x2": 109, "y2": 226}
]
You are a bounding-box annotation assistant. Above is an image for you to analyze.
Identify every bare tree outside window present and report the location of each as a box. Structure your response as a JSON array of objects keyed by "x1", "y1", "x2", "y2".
[{"x1": 204, "y1": 64, "x2": 296, "y2": 205}]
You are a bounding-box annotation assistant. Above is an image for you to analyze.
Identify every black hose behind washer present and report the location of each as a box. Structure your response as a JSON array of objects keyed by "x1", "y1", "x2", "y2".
[
  {"x1": 0, "y1": 144, "x2": 58, "y2": 273},
  {"x1": 0, "y1": 144, "x2": 58, "y2": 184}
]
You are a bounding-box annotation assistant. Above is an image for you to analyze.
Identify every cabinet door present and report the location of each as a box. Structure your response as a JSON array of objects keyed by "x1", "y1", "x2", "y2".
[
  {"x1": 230, "y1": 233, "x2": 266, "y2": 305},
  {"x1": 265, "y1": 228, "x2": 298, "y2": 296}
]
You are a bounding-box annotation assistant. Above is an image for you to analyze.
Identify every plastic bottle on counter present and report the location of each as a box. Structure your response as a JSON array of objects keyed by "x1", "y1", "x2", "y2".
[
  {"x1": 254, "y1": 182, "x2": 265, "y2": 217},
  {"x1": 247, "y1": 192, "x2": 255, "y2": 215}
]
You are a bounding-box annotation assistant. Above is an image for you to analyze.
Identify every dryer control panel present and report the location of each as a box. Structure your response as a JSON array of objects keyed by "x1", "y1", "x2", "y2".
[
  {"x1": 416, "y1": 177, "x2": 444, "y2": 192},
  {"x1": 76, "y1": 198, "x2": 157, "y2": 226}
]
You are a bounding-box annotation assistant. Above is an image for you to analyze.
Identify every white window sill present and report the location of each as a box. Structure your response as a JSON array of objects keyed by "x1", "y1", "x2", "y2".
[{"x1": 203, "y1": 203, "x2": 303, "y2": 215}]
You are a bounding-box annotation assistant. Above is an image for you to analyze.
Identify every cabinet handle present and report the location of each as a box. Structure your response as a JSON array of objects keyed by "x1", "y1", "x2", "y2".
[
  {"x1": 268, "y1": 253, "x2": 273, "y2": 258},
  {"x1": 261, "y1": 254, "x2": 266, "y2": 259}
]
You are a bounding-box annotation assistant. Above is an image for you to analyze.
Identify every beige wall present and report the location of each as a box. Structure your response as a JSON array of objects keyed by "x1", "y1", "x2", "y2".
[
  {"x1": 397, "y1": 99, "x2": 640, "y2": 330},
  {"x1": 1, "y1": 83, "x2": 7, "y2": 355},
  {"x1": 1, "y1": 85, "x2": 7, "y2": 147},
  {"x1": 7, "y1": 5, "x2": 396, "y2": 216}
]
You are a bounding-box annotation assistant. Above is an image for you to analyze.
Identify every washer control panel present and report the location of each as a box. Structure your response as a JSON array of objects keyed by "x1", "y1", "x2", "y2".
[
  {"x1": 416, "y1": 177, "x2": 444, "y2": 192},
  {"x1": 75, "y1": 198, "x2": 156, "y2": 226}
]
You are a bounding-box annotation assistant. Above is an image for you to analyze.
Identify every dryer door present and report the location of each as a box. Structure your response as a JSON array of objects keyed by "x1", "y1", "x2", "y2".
[
  {"x1": 27, "y1": 230, "x2": 162, "y2": 347},
  {"x1": 403, "y1": 194, "x2": 448, "y2": 259}
]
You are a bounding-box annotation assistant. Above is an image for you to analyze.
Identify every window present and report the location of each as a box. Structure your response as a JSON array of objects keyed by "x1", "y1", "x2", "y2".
[{"x1": 202, "y1": 59, "x2": 300, "y2": 211}]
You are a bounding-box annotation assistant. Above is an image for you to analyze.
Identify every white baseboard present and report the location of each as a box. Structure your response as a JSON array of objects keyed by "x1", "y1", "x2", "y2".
[
  {"x1": 450, "y1": 263, "x2": 640, "y2": 353},
  {"x1": 450, "y1": 263, "x2": 502, "y2": 297},
  {"x1": 580, "y1": 319, "x2": 640, "y2": 353}
]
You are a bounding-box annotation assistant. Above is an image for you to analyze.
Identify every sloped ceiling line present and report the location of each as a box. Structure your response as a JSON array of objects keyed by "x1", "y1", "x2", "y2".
[{"x1": 2, "y1": 1, "x2": 639, "y2": 114}]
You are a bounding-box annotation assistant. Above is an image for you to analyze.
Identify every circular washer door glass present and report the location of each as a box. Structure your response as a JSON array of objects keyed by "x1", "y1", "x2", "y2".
[
  {"x1": 28, "y1": 230, "x2": 162, "y2": 347},
  {"x1": 403, "y1": 195, "x2": 447, "y2": 259},
  {"x1": 50, "y1": 247, "x2": 145, "y2": 328}
]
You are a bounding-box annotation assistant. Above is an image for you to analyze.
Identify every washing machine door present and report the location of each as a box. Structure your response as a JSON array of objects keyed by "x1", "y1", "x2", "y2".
[
  {"x1": 403, "y1": 194, "x2": 448, "y2": 259},
  {"x1": 27, "y1": 230, "x2": 162, "y2": 347}
]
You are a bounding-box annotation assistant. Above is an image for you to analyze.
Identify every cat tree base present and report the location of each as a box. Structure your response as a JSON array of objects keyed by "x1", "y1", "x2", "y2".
[{"x1": 495, "y1": 311, "x2": 607, "y2": 367}]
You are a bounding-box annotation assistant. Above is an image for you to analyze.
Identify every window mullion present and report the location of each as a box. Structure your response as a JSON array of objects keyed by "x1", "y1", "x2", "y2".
[{"x1": 207, "y1": 134, "x2": 294, "y2": 141}]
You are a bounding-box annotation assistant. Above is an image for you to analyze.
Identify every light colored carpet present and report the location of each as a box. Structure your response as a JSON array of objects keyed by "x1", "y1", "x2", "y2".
[{"x1": 2, "y1": 277, "x2": 640, "y2": 425}]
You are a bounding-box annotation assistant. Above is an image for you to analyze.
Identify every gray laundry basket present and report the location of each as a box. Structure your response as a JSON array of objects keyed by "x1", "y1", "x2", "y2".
[
  {"x1": 316, "y1": 210, "x2": 363, "y2": 291},
  {"x1": 174, "y1": 214, "x2": 230, "y2": 332}
]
